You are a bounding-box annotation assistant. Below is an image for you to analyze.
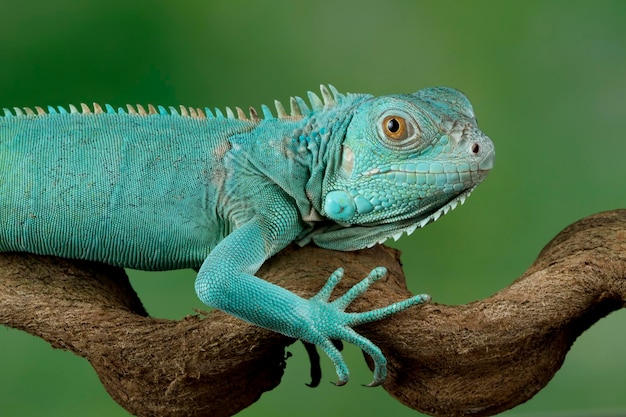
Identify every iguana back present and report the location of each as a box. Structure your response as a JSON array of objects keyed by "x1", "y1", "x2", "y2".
[{"x1": 0, "y1": 109, "x2": 246, "y2": 269}]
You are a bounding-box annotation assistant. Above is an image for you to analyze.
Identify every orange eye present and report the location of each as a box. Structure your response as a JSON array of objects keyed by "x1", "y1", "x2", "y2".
[{"x1": 382, "y1": 115, "x2": 407, "y2": 141}]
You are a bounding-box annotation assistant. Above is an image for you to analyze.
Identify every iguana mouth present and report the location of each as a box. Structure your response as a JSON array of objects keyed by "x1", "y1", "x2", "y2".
[
  {"x1": 362, "y1": 166, "x2": 487, "y2": 188},
  {"x1": 361, "y1": 162, "x2": 490, "y2": 178},
  {"x1": 360, "y1": 130, "x2": 494, "y2": 182}
]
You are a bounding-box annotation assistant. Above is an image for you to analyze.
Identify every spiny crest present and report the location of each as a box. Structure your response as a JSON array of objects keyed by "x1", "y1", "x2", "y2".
[{"x1": 1, "y1": 84, "x2": 345, "y2": 122}]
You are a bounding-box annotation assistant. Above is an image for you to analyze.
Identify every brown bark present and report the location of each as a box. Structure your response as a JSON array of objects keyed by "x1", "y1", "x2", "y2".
[{"x1": 0, "y1": 209, "x2": 625, "y2": 416}]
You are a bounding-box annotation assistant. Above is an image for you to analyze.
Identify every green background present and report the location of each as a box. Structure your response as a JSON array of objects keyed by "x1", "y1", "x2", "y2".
[{"x1": 1, "y1": 1, "x2": 625, "y2": 416}]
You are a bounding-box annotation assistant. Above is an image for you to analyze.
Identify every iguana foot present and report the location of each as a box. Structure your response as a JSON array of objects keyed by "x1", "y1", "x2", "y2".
[{"x1": 304, "y1": 267, "x2": 430, "y2": 386}]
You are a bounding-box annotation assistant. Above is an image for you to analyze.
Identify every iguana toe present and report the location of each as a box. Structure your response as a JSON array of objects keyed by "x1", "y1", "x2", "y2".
[{"x1": 304, "y1": 267, "x2": 430, "y2": 385}]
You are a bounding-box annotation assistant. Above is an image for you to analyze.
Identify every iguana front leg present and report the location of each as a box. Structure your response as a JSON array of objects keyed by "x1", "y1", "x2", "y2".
[{"x1": 194, "y1": 188, "x2": 430, "y2": 386}]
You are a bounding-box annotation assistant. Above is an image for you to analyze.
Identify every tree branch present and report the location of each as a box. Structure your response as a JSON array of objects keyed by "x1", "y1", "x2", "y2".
[{"x1": 1, "y1": 210, "x2": 624, "y2": 416}]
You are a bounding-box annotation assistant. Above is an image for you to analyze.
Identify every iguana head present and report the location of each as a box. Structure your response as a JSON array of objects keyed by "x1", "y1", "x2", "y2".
[{"x1": 311, "y1": 87, "x2": 494, "y2": 250}]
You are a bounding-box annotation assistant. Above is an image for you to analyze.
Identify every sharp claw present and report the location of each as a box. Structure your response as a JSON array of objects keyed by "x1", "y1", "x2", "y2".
[
  {"x1": 333, "y1": 379, "x2": 348, "y2": 387},
  {"x1": 364, "y1": 379, "x2": 383, "y2": 388},
  {"x1": 302, "y1": 341, "x2": 322, "y2": 388},
  {"x1": 331, "y1": 339, "x2": 343, "y2": 351},
  {"x1": 307, "y1": 267, "x2": 431, "y2": 388}
]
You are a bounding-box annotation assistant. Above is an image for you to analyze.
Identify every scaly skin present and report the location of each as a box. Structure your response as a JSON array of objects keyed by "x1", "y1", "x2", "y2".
[{"x1": 0, "y1": 85, "x2": 494, "y2": 386}]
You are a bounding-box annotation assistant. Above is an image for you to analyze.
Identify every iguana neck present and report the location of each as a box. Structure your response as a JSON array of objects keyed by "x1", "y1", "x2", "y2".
[
  {"x1": 226, "y1": 93, "x2": 370, "y2": 228},
  {"x1": 303, "y1": 94, "x2": 370, "y2": 222}
]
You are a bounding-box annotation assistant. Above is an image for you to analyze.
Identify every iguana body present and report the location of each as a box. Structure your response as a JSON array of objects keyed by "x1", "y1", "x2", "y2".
[{"x1": 0, "y1": 85, "x2": 494, "y2": 385}]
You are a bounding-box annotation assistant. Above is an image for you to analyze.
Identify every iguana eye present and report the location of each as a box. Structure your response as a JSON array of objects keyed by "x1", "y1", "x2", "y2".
[
  {"x1": 382, "y1": 116, "x2": 408, "y2": 141},
  {"x1": 377, "y1": 111, "x2": 422, "y2": 150}
]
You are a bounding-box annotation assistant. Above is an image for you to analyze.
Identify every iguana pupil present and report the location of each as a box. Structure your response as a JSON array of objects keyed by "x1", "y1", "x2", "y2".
[{"x1": 387, "y1": 118, "x2": 400, "y2": 132}]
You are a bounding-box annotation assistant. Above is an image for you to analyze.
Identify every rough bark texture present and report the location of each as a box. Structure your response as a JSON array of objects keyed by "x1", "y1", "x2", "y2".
[{"x1": 0, "y1": 209, "x2": 625, "y2": 416}]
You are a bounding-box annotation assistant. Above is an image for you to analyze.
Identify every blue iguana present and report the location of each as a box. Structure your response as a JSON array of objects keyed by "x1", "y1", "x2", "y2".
[{"x1": 0, "y1": 85, "x2": 494, "y2": 386}]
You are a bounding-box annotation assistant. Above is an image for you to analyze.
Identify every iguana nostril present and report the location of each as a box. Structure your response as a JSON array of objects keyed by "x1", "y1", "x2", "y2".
[{"x1": 471, "y1": 143, "x2": 480, "y2": 155}]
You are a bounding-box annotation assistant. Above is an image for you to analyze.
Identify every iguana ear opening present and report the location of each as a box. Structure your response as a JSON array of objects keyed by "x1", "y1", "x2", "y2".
[{"x1": 339, "y1": 146, "x2": 354, "y2": 178}]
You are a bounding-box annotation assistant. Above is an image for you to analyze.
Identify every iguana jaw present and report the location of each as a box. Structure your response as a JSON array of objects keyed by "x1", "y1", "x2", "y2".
[
  {"x1": 365, "y1": 186, "x2": 475, "y2": 248},
  {"x1": 358, "y1": 146, "x2": 493, "y2": 247},
  {"x1": 301, "y1": 184, "x2": 480, "y2": 251},
  {"x1": 321, "y1": 150, "x2": 492, "y2": 227}
]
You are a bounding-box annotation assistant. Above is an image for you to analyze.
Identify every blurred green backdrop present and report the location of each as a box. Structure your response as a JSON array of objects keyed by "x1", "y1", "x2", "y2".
[{"x1": 1, "y1": 1, "x2": 625, "y2": 416}]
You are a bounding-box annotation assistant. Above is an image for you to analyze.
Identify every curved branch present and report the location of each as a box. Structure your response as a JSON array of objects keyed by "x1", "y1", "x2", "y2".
[
  {"x1": 0, "y1": 210, "x2": 624, "y2": 417},
  {"x1": 0, "y1": 255, "x2": 289, "y2": 417}
]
